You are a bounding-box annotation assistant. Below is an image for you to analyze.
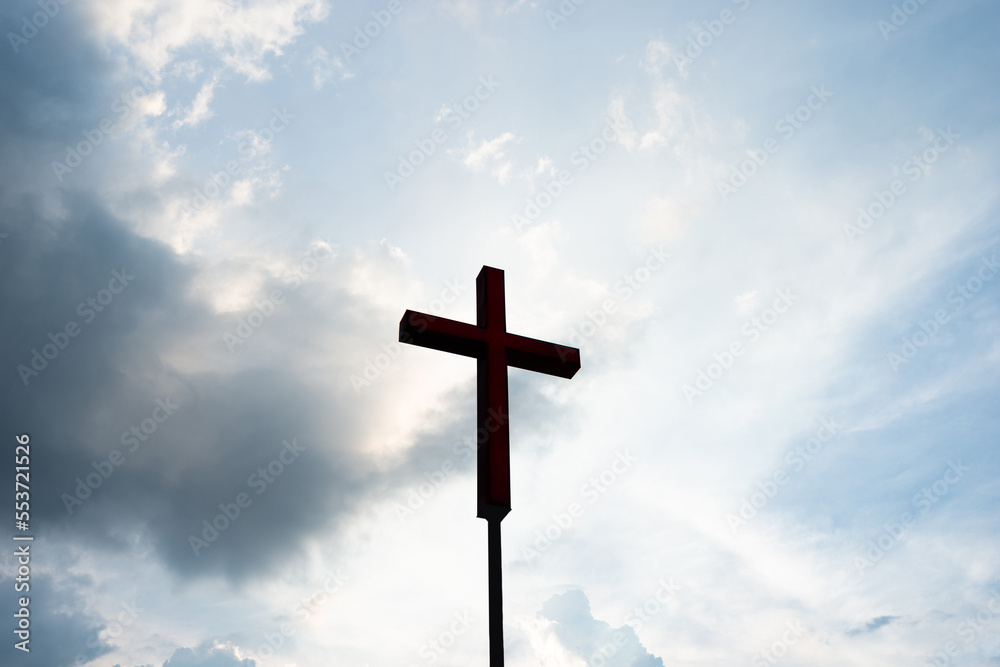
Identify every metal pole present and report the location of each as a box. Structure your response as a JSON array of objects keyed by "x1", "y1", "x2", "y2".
[{"x1": 488, "y1": 517, "x2": 504, "y2": 666}]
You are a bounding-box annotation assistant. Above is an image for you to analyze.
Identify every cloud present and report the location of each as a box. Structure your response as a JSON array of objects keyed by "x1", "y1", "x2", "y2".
[
  {"x1": 607, "y1": 96, "x2": 638, "y2": 152},
  {"x1": 449, "y1": 131, "x2": 520, "y2": 184},
  {"x1": 538, "y1": 589, "x2": 664, "y2": 667},
  {"x1": 0, "y1": 195, "x2": 381, "y2": 583},
  {"x1": 733, "y1": 289, "x2": 760, "y2": 317},
  {"x1": 846, "y1": 615, "x2": 898, "y2": 636},
  {"x1": 162, "y1": 641, "x2": 254, "y2": 667},
  {"x1": 0, "y1": 571, "x2": 111, "y2": 667},
  {"x1": 0, "y1": 186, "x2": 572, "y2": 592},
  {"x1": 87, "y1": 0, "x2": 330, "y2": 81},
  {"x1": 172, "y1": 75, "x2": 219, "y2": 129},
  {"x1": 308, "y1": 45, "x2": 353, "y2": 89},
  {"x1": 638, "y1": 81, "x2": 688, "y2": 152}
]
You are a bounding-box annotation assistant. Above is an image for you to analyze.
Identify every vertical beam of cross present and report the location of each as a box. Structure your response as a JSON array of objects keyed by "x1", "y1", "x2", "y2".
[
  {"x1": 477, "y1": 266, "x2": 512, "y2": 521},
  {"x1": 399, "y1": 266, "x2": 580, "y2": 666}
]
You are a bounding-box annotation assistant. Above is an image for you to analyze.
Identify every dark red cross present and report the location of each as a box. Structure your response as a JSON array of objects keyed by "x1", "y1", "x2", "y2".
[
  {"x1": 398, "y1": 266, "x2": 581, "y2": 521},
  {"x1": 399, "y1": 265, "x2": 580, "y2": 666}
]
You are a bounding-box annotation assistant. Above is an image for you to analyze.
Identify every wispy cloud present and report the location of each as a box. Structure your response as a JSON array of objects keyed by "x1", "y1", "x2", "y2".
[{"x1": 449, "y1": 130, "x2": 520, "y2": 183}]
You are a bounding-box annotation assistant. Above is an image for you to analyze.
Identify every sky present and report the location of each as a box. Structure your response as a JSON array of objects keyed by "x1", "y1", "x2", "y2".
[{"x1": 1, "y1": 0, "x2": 999, "y2": 665}]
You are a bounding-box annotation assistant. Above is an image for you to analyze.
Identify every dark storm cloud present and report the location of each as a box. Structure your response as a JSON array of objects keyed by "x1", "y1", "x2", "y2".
[
  {"x1": 0, "y1": 190, "x2": 578, "y2": 592},
  {"x1": 0, "y1": 193, "x2": 380, "y2": 582},
  {"x1": 0, "y1": 571, "x2": 113, "y2": 667},
  {"x1": 0, "y1": 0, "x2": 115, "y2": 177},
  {"x1": 539, "y1": 589, "x2": 664, "y2": 667}
]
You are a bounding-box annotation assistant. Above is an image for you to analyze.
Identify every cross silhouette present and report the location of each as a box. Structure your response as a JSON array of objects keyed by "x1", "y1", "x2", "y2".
[{"x1": 399, "y1": 265, "x2": 580, "y2": 666}]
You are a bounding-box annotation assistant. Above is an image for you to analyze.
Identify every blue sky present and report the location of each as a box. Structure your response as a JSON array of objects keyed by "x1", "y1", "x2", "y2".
[{"x1": 1, "y1": 0, "x2": 999, "y2": 665}]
